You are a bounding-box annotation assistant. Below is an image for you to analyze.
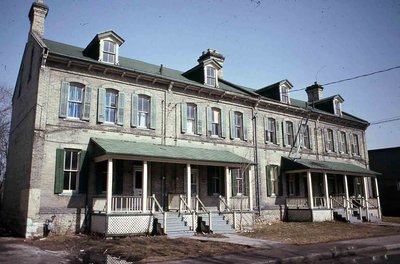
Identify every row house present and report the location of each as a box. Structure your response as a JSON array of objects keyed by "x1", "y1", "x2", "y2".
[{"x1": 1, "y1": 1, "x2": 381, "y2": 237}]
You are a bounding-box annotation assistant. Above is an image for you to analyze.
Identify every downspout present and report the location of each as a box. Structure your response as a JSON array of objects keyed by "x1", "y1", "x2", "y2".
[{"x1": 252, "y1": 106, "x2": 261, "y2": 215}]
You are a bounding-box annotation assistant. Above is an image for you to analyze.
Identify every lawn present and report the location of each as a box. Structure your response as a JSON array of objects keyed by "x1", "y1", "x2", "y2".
[{"x1": 26, "y1": 217, "x2": 400, "y2": 262}]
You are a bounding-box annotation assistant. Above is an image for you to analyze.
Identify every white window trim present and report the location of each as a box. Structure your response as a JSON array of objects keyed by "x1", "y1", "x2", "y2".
[
  {"x1": 280, "y1": 85, "x2": 290, "y2": 104},
  {"x1": 334, "y1": 99, "x2": 342, "y2": 116},
  {"x1": 62, "y1": 149, "x2": 80, "y2": 193},
  {"x1": 204, "y1": 65, "x2": 218, "y2": 87},
  {"x1": 99, "y1": 38, "x2": 120, "y2": 65}
]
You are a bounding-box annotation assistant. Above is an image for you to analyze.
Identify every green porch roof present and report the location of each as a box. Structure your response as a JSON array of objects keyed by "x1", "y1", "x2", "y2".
[
  {"x1": 281, "y1": 157, "x2": 380, "y2": 176},
  {"x1": 90, "y1": 138, "x2": 253, "y2": 165}
]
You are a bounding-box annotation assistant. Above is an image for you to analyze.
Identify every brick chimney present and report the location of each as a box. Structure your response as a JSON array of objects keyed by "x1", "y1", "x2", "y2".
[
  {"x1": 29, "y1": 0, "x2": 49, "y2": 38},
  {"x1": 306, "y1": 82, "x2": 324, "y2": 102},
  {"x1": 197, "y1": 49, "x2": 225, "y2": 78}
]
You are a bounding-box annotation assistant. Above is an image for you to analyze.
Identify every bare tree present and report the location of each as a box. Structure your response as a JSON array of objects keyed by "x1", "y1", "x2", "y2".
[{"x1": 0, "y1": 85, "x2": 12, "y2": 185}]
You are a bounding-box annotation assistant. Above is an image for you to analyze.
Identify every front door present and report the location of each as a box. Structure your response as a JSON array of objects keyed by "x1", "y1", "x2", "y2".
[{"x1": 133, "y1": 167, "x2": 143, "y2": 196}]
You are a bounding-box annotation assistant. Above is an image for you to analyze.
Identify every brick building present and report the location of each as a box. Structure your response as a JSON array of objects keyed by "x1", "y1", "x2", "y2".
[{"x1": 1, "y1": 0, "x2": 381, "y2": 237}]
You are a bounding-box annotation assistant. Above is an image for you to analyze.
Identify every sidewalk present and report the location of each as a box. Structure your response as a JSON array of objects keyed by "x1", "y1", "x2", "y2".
[{"x1": 159, "y1": 234, "x2": 400, "y2": 263}]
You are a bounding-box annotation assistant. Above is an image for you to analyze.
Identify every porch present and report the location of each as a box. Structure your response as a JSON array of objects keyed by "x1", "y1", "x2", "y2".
[
  {"x1": 282, "y1": 157, "x2": 381, "y2": 222},
  {"x1": 87, "y1": 138, "x2": 255, "y2": 236}
]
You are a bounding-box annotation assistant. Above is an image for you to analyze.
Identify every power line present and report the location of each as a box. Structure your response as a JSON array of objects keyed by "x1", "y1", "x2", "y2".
[
  {"x1": 370, "y1": 116, "x2": 400, "y2": 125},
  {"x1": 290, "y1": 65, "x2": 400, "y2": 93}
]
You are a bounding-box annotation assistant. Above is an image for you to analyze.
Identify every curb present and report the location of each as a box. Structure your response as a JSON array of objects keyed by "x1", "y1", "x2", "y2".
[{"x1": 260, "y1": 243, "x2": 400, "y2": 264}]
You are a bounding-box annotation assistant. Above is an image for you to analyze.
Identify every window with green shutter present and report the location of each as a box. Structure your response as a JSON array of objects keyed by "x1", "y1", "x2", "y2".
[
  {"x1": 267, "y1": 165, "x2": 280, "y2": 197},
  {"x1": 59, "y1": 81, "x2": 91, "y2": 121},
  {"x1": 54, "y1": 149, "x2": 85, "y2": 194}
]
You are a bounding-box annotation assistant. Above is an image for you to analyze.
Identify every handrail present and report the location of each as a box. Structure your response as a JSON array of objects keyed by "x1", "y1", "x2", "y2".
[
  {"x1": 218, "y1": 195, "x2": 231, "y2": 212},
  {"x1": 364, "y1": 198, "x2": 378, "y2": 209},
  {"x1": 149, "y1": 194, "x2": 164, "y2": 214},
  {"x1": 178, "y1": 194, "x2": 193, "y2": 214},
  {"x1": 194, "y1": 195, "x2": 209, "y2": 213}
]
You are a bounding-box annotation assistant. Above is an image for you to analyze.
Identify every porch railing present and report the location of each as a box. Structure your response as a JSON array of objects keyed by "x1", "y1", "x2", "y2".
[
  {"x1": 218, "y1": 195, "x2": 231, "y2": 212},
  {"x1": 178, "y1": 195, "x2": 196, "y2": 230},
  {"x1": 286, "y1": 197, "x2": 308, "y2": 209},
  {"x1": 112, "y1": 196, "x2": 142, "y2": 212},
  {"x1": 313, "y1": 197, "x2": 328, "y2": 208}
]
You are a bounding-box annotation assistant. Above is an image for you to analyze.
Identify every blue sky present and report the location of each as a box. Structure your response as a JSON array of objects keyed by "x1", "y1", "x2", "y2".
[{"x1": 0, "y1": 0, "x2": 399, "y2": 150}]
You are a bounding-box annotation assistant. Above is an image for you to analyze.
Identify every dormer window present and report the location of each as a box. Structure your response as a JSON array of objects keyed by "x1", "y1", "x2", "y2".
[
  {"x1": 334, "y1": 99, "x2": 342, "y2": 116},
  {"x1": 206, "y1": 66, "x2": 216, "y2": 87},
  {"x1": 281, "y1": 86, "x2": 290, "y2": 104},
  {"x1": 102, "y1": 40, "x2": 116, "y2": 64}
]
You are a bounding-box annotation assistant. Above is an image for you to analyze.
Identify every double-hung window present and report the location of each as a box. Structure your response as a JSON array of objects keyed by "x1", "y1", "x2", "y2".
[
  {"x1": 67, "y1": 83, "x2": 83, "y2": 119},
  {"x1": 63, "y1": 150, "x2": 80, "y2": 192},
  {"x1": 352, "y1": 134, "x2": 360, "y2": 155},
  {"x1": 105, "y1": 89, "x2": 117, "y2": 123},
  {"x1": 211, "y1": 108, "x2": 221, "y2": 137},
  {"x1": 326, "y1": 129, "x2": 335, "y2": 152},
  {"x1": 138, "y1": 95, "x2": 150, "y2": 128},
  {"x1": 60, "y1": 82, "x2": 91, "y2": 121},
  {"x1": 206, "y1": 66, "x2": 216, "y2": 87},
  {"x1": 186, "y1": 103, "x2": 197, "y2": 134},
  {"x1": 334, "y1": 99, "x2": 342, "y2": 116},
  {"x1": 339, "y1": 131, "x2": 348, "y2": 154},
  {"x1": 232, "y1": 169, "x2": 243, "y2": 195},
  {"x1": 281, "y1": 86, "x2": 289, "y2": 103},
  {"x1": 233, "y1": 112, "x2": 243, "y2": 140},
  {"x1": 266, "y1": 118, "x2": 276, "y2": 144},
  {"x1": 102, "y1": 40, "x2": 116, "y2": 64},
  {"x1": 267, "y1": 165, "x2": 279, "y2": 196},
  {"x1": 286, "y1": 121, "x2": 294, "y2": 146}
]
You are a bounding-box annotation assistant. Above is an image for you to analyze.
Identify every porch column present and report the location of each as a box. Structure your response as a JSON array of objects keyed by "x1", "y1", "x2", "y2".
[
  {"x1": 323, "y1": 173, "x2": 330, "y2": 208},
  {"x1": 248, "y1": 166, "x2": 254, "y2": 210},
  {"x1": 142, "y1": 161, "x2": 148, "y2": 212},
  {"x1": 306, "y1": 171, "x2": 314, "y2": 209},
  {"x1": 186, "y1": 163, "x2": 191, "y2": 210},
  {"x1": 225, "y1": 166, "x2": 231, "y2": 207},
  {"x1": 363, "y1": 176, "x2": 369, "y2": 221},
  {"x1": 374, "y1": 177, "x2": 381, "y2": 219},
  {"x1": 106, "y1": 158, "x2": 113, "y2": 214},
  {"x1": 343, "y1": 174, "x2": 350, "y2": 209}
]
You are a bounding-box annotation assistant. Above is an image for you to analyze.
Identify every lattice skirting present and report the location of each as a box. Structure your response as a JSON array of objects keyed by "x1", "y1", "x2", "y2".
[
  {"x1": 222, "y1": 212, "x2": 254, "y2": 230},
  {"x1": 91, "y1": 213, "x2": 154, "y2": 236},
  {"x1": 287, "y1": 209, "x2": 312, "y2": 222}
]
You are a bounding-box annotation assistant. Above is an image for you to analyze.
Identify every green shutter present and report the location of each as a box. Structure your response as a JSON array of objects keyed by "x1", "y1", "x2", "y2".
[
  {"x1": 294, "y1": 122, "x2": 299, "y2": 147},
  {"x1": 221, "y1": 108, "x2": 227, "y2": 138},
  {"x1": 282, "y1": 120, "x2": 287, "y2": 146},
  {"x1": 150, "y1": 96, "x2": 157, "y2": 129},
  {"x1": 243, "y1": 114, "x2": 248, "y2": 141},
  {"x1": 264, "y1": 117, "x2": 269, "y2": 143},
  {"x1": 82, "y1": 86, "x2": 92, "y2": 121},
  {"x1": 229, "y1": 110, "x2": 235, "y2": 139},
  {"x1": 78, "y1": 150, "x2": 87, "y2": 193},
  {"x1": 244, "y1": 170, "x2": 249, "y2": 196},
  {"x1": 54, "y1": 149, "x2": 64, "y2": 194},
  {"x1": 276, "y1": 119, "x2": 281, "y2": 145},
  {"x1": 131, "y1": 93, "x2": 138, "y2": 127},
  {"x1": 116, "y1": 92, "x2": 125, "y2": 125},
  {"x1": 349, "y1": 132, "x2": 354, "y2": 155},
  {"x1": 346, "y1": 132, "x2": 351, "y2": 154},
  {"x1": 266, "y1": 165, "x2": 271, "y2": 197},
  {"x1": 59, "y1": 81, "x2": 69, "y2": 118},
  {"x1": 231, "y1": 170, "x2": 237, "y2": 196},
  {"x1": 97, "y1": 88, "x2": 105, "y2": 123},
  {"x1": 196, "y1": 106, "x2": 203, "y2": 135},
  {"x1": 333, "y1": 130, "x2": 339, "y2": 153},
  {"x1": 206, "y1": 107, "x2": 212, "y2": 136},
  {"x1": 309, "y1": 125, "x2": 314, "y2": 150},
  {"x1": 299, "y1": 124, "x2": 304, "y2": 147},
  {"x1": 277, "y1": 166, "x2": 282, "y2": 196},
  {"x1": 323, "y1": 128, "x2": 329, "y2": 152},
  {"x1": 181, "y1": 103, "x2": 187, "y2": 133}
]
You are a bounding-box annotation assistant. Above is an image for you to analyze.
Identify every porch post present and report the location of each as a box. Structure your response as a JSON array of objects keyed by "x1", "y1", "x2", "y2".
[
  {"x1": 142, "y1": 160, "x2": 148, "y2": 212},
  {"x1": 374, "y1": 177, "x2": 381, "y2": 219},
  {"x1": 323, "y1": 173, "x2": 330, "y2": 208},
  {"x1": 106, "y1": 158, "x2": 113, "y2": 214},
  {"x1": 343, "y1": 174, "x2": 350, "y2": 220},
  {"x1": 225, "y1": 166, "x2": 231, "y2": 207},
  {"x1": 248, "y1": 165, "x2": 254, "y2": 210},
  {"x1": 363, "y1": 176, "x2": 369, "y2": 221},
  {"x1": 306, "y1": 171, "x2": 314, "y2": 209},
  {"x1": 186, "y1": 163, "x2": 191, "y2": 210}
]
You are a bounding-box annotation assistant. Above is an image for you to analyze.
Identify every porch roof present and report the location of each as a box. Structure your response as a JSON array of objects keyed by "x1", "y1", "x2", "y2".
[
  {"x1": 90, "y1": 138, "x2": 254, "y2": 165},
  {"x1": 281, "y1": 157, "x2": 380, "y2": 176}
]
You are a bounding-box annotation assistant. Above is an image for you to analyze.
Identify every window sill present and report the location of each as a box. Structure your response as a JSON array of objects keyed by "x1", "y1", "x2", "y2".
[
  {"x1": 62, "y1": 117, "x2": 87, "y2": 123},
  {"x1": 58, "y1": 191, "x2": 81, "y2": 196},
  {"x1": 210, "y1": 135, "x2": 222, "y2": 139}
]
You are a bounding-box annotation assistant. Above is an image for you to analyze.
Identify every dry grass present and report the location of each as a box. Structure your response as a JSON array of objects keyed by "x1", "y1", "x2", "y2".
[
  {"x1": 244, "y1": 220, "x2": 400, "y2": 245},
  {"x1": 383, "y1": 216, "x2": 400, "y2": 224},
  {"x1": 26, "y1": 217, "x2": 400, "y2": 262},
  {"x1": 28, "y1": 234, "x2": 252, "y2": 263}
]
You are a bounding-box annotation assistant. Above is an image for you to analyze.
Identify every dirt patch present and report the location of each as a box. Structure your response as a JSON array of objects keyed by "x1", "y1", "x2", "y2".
[
  {"x1": 243, "y1": 220, "x2": 400, "y2": 245},
  {"x1": 27, "y1": 234, "x2": 252, "y2": 263}
]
